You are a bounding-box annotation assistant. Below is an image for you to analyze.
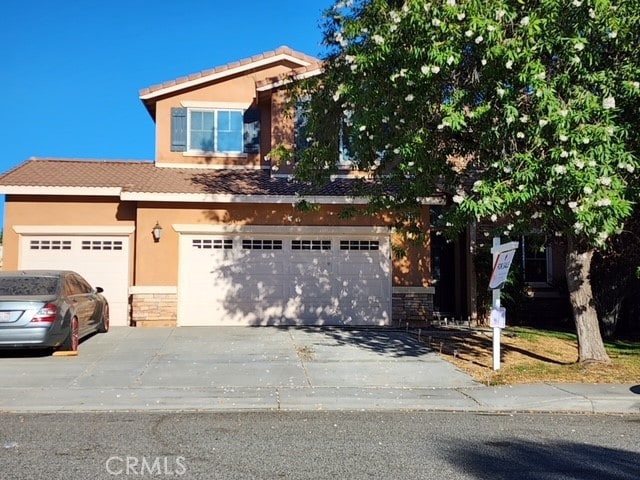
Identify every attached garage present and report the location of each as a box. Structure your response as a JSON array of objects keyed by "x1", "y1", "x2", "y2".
[
  {"x1": 176, "y1": 226, "x2": 391, "y2": 326},
  {"x1": 15, "y1": 227, "x2": 133, "y2": 327}
]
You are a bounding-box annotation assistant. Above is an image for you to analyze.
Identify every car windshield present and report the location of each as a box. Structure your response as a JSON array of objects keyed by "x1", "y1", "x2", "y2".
[{"x1": 0, "y1": 276, "x2": 60, "y2": 296}]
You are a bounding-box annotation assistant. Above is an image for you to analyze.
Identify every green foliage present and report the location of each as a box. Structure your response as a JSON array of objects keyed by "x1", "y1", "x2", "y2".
[
  {"x1": 267, "y1": 144, "x2": 295, "y2": 169},
  {"x1": 295, "y1": 200, "x2": 322, "y2": 213},
  {"x1": 288, "y1": 0, "x2": 640, "y2": 250},
  {"x1": 337, "y1": 205, "x2": 359, "y2": 219}
]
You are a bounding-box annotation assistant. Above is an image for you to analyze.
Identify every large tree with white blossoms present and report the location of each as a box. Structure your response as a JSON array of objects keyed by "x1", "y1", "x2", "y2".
[{"x1": 282, "y1": 0, "x2": 640, "y2": 364}]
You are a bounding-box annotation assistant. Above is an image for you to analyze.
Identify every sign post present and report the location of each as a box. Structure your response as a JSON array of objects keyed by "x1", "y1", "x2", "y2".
[{"x1": 489, "y1": 237, "x2": 519, "y2": 371}]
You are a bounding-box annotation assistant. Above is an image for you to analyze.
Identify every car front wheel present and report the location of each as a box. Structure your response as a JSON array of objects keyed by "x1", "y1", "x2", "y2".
[{"x1": 97, "y1": 305, "x2": 109, "y2": 333}]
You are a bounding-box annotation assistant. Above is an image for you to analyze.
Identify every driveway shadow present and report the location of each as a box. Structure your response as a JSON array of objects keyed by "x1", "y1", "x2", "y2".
[
  {"x1": 0, "y1": 348, "x2": 53, "y2": 358},
  {"x1": 280, "y1": 326, "x2": 433, "y2": 358},
  {"x1": 0, "y1": 333, "x2": 98, "y2": 358}
]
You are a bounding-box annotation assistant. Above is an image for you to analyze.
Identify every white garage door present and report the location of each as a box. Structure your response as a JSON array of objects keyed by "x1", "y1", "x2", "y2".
[
  {"x1": 19, "y1": 235, "x2": 130, "y2": 326},
  {"x1": 177, "y1": 232, "x2": 391, "y2": 326}
]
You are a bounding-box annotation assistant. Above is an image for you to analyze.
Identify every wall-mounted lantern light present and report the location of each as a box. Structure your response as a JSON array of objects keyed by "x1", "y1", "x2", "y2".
[{"x1": 152, "y1": 221, "x2": 163, "y2": 242}]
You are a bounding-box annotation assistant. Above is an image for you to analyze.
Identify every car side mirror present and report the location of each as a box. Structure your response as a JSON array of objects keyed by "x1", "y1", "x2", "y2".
[{"x1": 95, "y1": 287, "x2": 104, "y2": 293}]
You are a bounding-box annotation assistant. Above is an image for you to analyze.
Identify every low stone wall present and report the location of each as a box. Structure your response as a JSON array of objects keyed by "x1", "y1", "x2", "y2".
[
  {"x1": 129, "y1": 287, "x2": 178, "y2": 327},
  {"x1": 392, "y1": 286, "x2": 435, "y2": 326}
]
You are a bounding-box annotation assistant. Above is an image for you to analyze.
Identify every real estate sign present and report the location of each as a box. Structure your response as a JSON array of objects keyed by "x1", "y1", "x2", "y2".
[
  {"x1": 489, "y1": 245, "x2": 518, "y2": 290},
  {"x1": 489, "y1": 239, "x2": 519, "y2": 371}
]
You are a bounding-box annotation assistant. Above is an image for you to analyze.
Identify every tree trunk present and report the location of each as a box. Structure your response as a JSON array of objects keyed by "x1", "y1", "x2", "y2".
[{"x1": 565, "y1": 239, "x2": 612, "y2": 365}]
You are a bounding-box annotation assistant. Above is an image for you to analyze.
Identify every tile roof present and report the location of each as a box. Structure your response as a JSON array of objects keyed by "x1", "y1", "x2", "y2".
[{"x1": 0, "y1": 158, "x2": 368, "y2": 198}]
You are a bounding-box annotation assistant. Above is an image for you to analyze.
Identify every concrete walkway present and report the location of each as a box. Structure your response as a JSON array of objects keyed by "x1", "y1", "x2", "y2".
[{"x1": 0, "y1": 327, "x2": 638, "y2": 414}]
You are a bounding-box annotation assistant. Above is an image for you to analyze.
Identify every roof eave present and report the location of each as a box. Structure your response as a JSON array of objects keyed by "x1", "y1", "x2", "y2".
[
  {"x1": 120, "y1": 192, "x2": 370, "y2": 204},
  {"x1": 256, "y1": 67, "x2": 324, "y2": 92},
  {"x1": 0, "y1": 186, "x2": 123, "y2": 196},
  {"x1": 0, "y1": 186, "x2": 446, "y2": 206},
  {"x1": 120, "y1": 192, "x2": 446, "y2": 205},
  {"x1": 140, "y1": 53, "x2": 315, "y2": 101}
]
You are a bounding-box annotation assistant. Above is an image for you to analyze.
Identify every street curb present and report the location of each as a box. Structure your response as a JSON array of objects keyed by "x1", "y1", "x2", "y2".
[{"x1": 0, "y1": 385, "x2": 638, "y2": 415}]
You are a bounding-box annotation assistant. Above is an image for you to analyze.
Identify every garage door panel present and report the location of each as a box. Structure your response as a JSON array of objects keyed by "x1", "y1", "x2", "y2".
[
  {"x1": 290, "y1": 278, "x2": 333, "y2": 298},
  {"x1": 235, "y1": 278, "x2": 285, "y2": 300},
  {"x1": 20, "y1": 235, "x2": 130, "y2": 327},
  {"x1": 336, "y1": 258, "x2": 389, "y2": 275},
  {"x1": 242, "y1": 260, "x2": 285, "y2": 276},
  {"x1": 338, "y1": 273, "x2": 387, "y2": 287},
  {"x1": 178, "y1": 233, "x2": 390, "y2": 326},
  {"x1": 289, "y1": 260, "x2": 333, "y2": 277},
  {"x1": 297, "y1": 302, "x2": 340, "y2": 320}
]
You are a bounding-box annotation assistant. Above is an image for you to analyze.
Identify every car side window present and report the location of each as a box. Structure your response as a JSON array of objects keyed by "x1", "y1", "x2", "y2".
[
  {"x1": 64, "y1": 274, "x2": 90, "y2": 296},
  {"x1": 62, "y1": 277, "x2": 70, "y2": 296},
  {"x1": 73, "y1": 275, "x2": 93, "y2": 294},
  {"x1": 64, "y1": 276, "x2": 78, "y2": 296}
]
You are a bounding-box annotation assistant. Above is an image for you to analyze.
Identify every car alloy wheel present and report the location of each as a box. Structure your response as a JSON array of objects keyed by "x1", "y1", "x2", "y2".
[
  {"x1": 98, "y1": 305, "x2": 109, "y2": 333},
  {"x1": 71, "y1": 317, "x2": 79, "y2": 351},
  {"x1": 61, "y1": 316, "x2": 79, "y2": 352}
]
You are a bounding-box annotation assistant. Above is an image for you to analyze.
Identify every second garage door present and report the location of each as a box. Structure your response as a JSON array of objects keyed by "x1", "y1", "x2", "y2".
[
  {"x1": 19, "y1": 234, "x2": 131, "y2": 327},
  {"x1": 177, "y1": 230, "x2": 391, "y2": 326}
]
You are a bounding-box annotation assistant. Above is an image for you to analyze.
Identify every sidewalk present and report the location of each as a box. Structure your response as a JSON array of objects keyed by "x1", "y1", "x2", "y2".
[
  {"x1": 0, "y1": 327, "x2": 638, "y2": 414},
  {"x1": 1, "y1": 383, "x2": 638, "y2": 414},
  {"x1": 1, "y1": 382, "x2": 638, "y2": 414}
]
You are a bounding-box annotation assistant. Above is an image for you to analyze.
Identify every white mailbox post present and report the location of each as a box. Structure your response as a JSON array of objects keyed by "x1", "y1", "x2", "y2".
[{"x1": 490, "y1": 237, "x2": 519, "y2": 371}]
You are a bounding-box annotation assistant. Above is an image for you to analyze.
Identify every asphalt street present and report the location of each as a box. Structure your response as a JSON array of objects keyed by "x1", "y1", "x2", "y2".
[{"x1": 1, "y1": 411, "x2": 638, "y2": 480}]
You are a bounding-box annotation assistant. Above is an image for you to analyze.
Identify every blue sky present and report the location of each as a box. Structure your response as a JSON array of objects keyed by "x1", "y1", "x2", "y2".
[{"x1": 0, "y1": 0, "x2": 333, "y2": 226}]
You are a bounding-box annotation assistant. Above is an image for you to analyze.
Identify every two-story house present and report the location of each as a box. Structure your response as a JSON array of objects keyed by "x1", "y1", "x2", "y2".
[{"x1": 0, "y1": 46, "x2": 462, "y2": 328}]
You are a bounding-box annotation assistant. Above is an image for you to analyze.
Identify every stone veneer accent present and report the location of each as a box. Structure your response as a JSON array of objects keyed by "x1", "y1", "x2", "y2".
[
  {"x1": 392, "y1": 287, "x2": 435, "y2": 326},
  {"x1": 129, "y1": 286, "x2": 178, "y2": 327}
]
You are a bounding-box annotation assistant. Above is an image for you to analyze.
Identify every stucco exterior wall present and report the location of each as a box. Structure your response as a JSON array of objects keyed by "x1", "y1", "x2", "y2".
[
  {"x1": 3, "y1": 196, "x2": 434, "y2": 295},
  {"x1": 133, "y1": 202, "x2": 432, "y2": 288},
  {"x1": 154, "y1": 64, "x2": 297, "y2": 166},
  {"x1": 2, "y1": 195, "x2": 136, "y2": 271}
]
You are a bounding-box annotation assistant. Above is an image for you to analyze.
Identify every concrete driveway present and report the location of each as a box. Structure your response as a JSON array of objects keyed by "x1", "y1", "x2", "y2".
[{"x1": 0, "y1": 326, "x2": 479, "y2": 412}]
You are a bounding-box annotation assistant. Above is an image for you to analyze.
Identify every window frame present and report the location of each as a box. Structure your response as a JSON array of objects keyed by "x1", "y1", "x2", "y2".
[
  {"x1": 520, "y1": 235, "x2": 552, "y2": 287},
  {"x1": 294, "y1": 99, "x2": 355, "y2": 168},
  {"x1": 186, "y1": 107, "x2": 244, "y2": 154},
  {"x1": 337, "y1": 120, "x2": 355, "y2": 168}
]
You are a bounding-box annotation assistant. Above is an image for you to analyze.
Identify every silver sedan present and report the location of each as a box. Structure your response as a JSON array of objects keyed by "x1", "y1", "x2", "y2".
[{"x1": 0, "y1": 270, "x2": 109, "y2": 352}]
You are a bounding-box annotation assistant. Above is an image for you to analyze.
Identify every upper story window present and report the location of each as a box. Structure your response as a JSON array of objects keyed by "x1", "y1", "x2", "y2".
[
  {"x1": 189, "y1": 109, "x2": 243, "y2": 153},
  {"x1": 170, "y1": 104, "x2": 260, "y2": 155},
  {"x1": 338, "y1": 123, "x2": 354, "y2": 167},
  {"x1": 295, "y1": 100, "x2": 354, "y2": 168}
]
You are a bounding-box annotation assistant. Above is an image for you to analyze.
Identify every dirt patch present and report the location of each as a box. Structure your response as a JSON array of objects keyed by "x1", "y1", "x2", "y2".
[
  {"x1": 417, "y1": 327, "x2": 640, "y2": 385},
  {"x1": 296, "y1": 345, "x2": 315, "y2": 362}
]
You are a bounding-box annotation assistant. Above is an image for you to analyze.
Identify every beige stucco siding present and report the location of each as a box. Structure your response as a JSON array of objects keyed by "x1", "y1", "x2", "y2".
[
  {"x1": 154, "y1": 64, "x2": 298, "y2": 167},
  {"x1": 3, "y1": 196, "x2": 433, "y2": 291},
  {"x1": 2, "y1": 195, "x2": 135, "y2": 271},
  {"x1": 134, "y1": 202, "x2": 432, "y2": 288}
]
